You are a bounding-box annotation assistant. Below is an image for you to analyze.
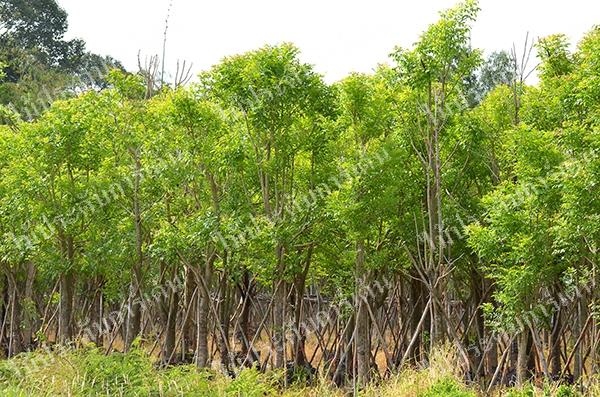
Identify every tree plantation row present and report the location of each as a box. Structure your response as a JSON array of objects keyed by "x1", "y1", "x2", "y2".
[{"x1": 1, "y1": 0, "x2": 600, "y2": 390}]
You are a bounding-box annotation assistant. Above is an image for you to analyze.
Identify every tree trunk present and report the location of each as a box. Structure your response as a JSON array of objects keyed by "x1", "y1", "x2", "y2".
[
  {"x1": 273, "y1": 245, "x2": 287, "y2": 369},
  {"x1": 58, "y1": 233, "x2": 75, "y2": 345},
  {"x1": 409, "y1": 276, "x2": 423, "y2": 363},
  {"x1": 237, "y1": 271, "x2": 257, "y2": 366},
  {"x1": 483, "y1": 278, "x2": 497, "y2": 380},
  {"x1": 218, "y1": 269, "x2": 231, "y2": 374},
  {"x1": 125, "y1": 276, "x2": 141, "y2": 350},
  {"x1": 549, "y1": 309, "x2": 561, "y2": 378},
  {"x1": 292, "y1": 248, "x2": 311, "y2": 367},
  {"x1": 58, "y1": 271, "x2": 74, "y2": 344},
  {"x1": 126, "y1": 151, "x2": 143, "y2": 351},
  {"x1": 89, "y1": 276, "x2": 103, "y2": 347},
  {"x1": 183, "y1": 266, "x2": 196, "y2": 356},
  {"x1": 355, "y1": 239, "x2": 370, "y2": 387},
  {"x1": 162, "y1": 283, "x2": 178, "y2": 364},
  {"x1": 21, "y1": 261, "x2": 36, "y2": 350},
  {"x1": 574, "y1": 298, "x2": 586, "y2": 381},
  {"x1": 195, "y1": 254, "x2": 214, "y2": 367},
  {"x1": 6, "y1": 271, "x2": 23, "y2": 356},
  {"x1": 516, "y1": 330, "x2": 529, "y2": 385}
]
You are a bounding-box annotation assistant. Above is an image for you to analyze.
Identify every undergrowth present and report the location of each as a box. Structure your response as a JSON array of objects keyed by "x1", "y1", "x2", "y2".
[{"x1": 0, "y1": 345, "x2": 592, "y2": 396}]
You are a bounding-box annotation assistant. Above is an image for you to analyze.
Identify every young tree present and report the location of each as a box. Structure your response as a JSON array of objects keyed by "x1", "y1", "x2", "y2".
[{"x1": 392, "y1": 0, "x2": 481, "y2": 352}]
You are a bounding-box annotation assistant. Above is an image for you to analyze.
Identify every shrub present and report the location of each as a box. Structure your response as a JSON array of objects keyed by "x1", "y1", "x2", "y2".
[
  {"x1": 156, "y1": 365, "x2": 225, "y2": 396},
  {"x1": 226, "y1": 367, "x2": 278, "y2": 397},
  {"x1": 76, "y1": 347, "x2": 155, "y2": 396},
  {"x1": 421, "y1": 377, "x2": 475, "y2": 397},
  {"x1": 0, "y1": 346, "x2": 594, "y2": 396}
]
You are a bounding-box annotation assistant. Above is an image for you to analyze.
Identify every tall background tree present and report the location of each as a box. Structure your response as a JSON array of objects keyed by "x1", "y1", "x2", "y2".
[{"x1": 0, "y1": 0, "x2": 122, "y2": 120}]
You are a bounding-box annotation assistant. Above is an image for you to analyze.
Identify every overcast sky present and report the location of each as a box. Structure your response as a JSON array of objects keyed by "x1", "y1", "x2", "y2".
[{"x1": 57, "y1": 0, "x2": 600, "y2": 83}]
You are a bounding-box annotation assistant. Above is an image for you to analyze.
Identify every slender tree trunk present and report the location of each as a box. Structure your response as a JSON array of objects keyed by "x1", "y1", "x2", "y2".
[
  {"x1": 484, "y1": 280, "x2": 498, "y2": 380},
  {"x1": 549, "y1": 294, "x2": 562, "y2": 379},
  {"x1": 183, "y1": 266, "x2": 196, "y2": 356},
  {"x1": 195, "y1": 254, "x2": 214, "y2": 367},
  {"x1": 237, "y1": 271, "x2": 257, "y2": 366},
  {"x1": 21, "y1": 261, "x2": 36, "y2": 350},
  {"x1": 89, "y1": 276, "x2": 103, "y2": 347},
  {"x1": 526, "y1": 331, "x2": 536, "y2": 378},
  {"x1": 410, "y1": 276, "x2": 423, "y2": 363},
  {"x1": 273, "y1": 245, "x2": 287, "y2": 369},
  {"x1": 218, "y1": 269, "x2": 231, "y2": 374},
  {"x1": 125, "y1": 272, "x2": 142, "y2": 350},
  {"x1": 126, "y1": 153, "x2": 143, "y2": 351},
  {"x1": 333, "y1": 315, "x2": 354, "y2": 386},
  {"x1": 292, "y1": 248, "x2": 311, "y2": 367},
  {"x1": 6, "y1": 271, "x2": 22, "y2": 356},
  {"x1": 58, "y1": 271, "x2": 74, "y2": 344},
  {"x1": 355, "y1": 239, "x2": 370, "y2": 387},
  {"x1": 431, "y1": 124, "x2": 446, "y2": 346},
  {"x1": 0, "y1": 275, "x2": 7, "y2": 352},
  {"x1": 472, "y1": 271, "x2": 486, "y2": 379},
  {"x1": 162, "y1": 284, "x2": 178, "y2": 364},
  {"x1": 58, "y1": 233, "x2": 75, "y2": 345},
  {"x1": 574, "y1": 297, "x2": 586, "y2": 381},
  {"x1": 516, "y1": 330, "x2": 529, "y2": 385}
]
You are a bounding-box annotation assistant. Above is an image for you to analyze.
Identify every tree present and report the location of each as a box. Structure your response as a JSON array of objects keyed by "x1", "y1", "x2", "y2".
[
  {"x1": 0, "y1": 0, "x2": 84, "y2": 69},
  {"x1": 392, "y1": 0, "x2": 481, "y2": 354},
  {"x1": 0, "y1": 0, "x2": 123, "y2": 120},
  {"x1": 203, "y1": 43, "x2": 334, "y2": 370},
  {"x1": 332, "y1": 70, "x2": 404, "y2": 386},
  {"x1": 26, "y1": 91, "x2": 110, "y2": 343}
]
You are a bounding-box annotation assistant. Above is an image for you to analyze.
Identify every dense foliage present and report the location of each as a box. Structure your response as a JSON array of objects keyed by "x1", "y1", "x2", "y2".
[
  {"x1": 0, "y1": 0, "x2": 123, "y2": 120},
  {"x1": 1, "y1": 0, "x2": 600, "y2": 395}
]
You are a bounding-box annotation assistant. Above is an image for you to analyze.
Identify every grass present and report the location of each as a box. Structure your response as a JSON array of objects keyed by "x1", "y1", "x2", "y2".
[{"x1": 0, "y1": 344, "x2": 593, "y2": 396}]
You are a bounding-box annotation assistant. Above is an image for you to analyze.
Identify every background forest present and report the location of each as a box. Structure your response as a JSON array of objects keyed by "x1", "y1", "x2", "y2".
[{"x1": 1, "y1": 0, "x2": 600, "y2": 396}]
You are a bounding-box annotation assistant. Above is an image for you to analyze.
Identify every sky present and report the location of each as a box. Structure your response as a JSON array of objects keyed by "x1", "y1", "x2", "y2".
[{"x1": 57, "y1": 0, "x2": 600, "y2": 83}]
